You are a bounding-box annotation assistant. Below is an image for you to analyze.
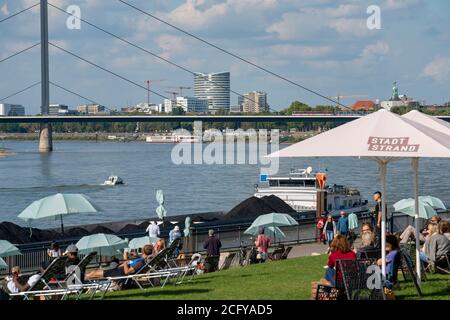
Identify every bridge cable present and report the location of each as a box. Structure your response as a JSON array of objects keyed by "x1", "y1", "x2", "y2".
[
  {"x1": 0, "y1": 2, "x2": 40, "y2": 24},
  {"x1": 0, "y1": 42, "x2": 40, "y2": 64},
  {"x1": 48, "y1": 42, "x2": 192, "y2": 112},
  {"x1": 47, "y1": 2, "x2": 275, "y2": 113},
  {"x1": 0, "y1": 81, "x2": 41, "y2": 102},
  {"x1": 118, "y1": 0, "x2": 347, "y2": 109}
]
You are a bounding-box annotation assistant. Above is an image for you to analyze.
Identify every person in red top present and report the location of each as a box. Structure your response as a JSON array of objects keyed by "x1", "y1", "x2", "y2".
[
  {"x1": 255, "y1": 228, "x2": 271, "y2": 263},
  {"x1": 324, "y1": 235, "x2": 356, "y2": 286}
]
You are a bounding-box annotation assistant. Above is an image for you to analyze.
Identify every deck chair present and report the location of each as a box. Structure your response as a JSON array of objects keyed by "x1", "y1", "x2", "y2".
[
  {"x1": 9, "y1": 256, "x2": 69, "y2": 300},
  {"x1": 162, "y1": 238, "x2": 183, "y2": 268},
  {"x1": 280, "y1": 246, "x2": 292, "y2": 260},
  {"x1": 338, "y1": 259, "x2": 385, "y2": 300},
  {"x1": 54, "y1": 252, "x2": 98, "y2": 288},
  {"x1": 268, "y1": 248, "x2": 284, "y2": 261},
  {"x1": 357, "y1": 248, "x2": 381, "y2": 262},
  {"x1": 219, "y1": 253, "x2": 236, "y2": 271},
  {"x1": 314, "y1": 259, "x2": 346, "y2": 300},
  {"x1": 431, "y1": 252, "x2": 450, "y2": 275},
  {"x1": 120, "y1": 247, "x2": 176, "y2": 290},
  {"x1": 399, "y1": 249, "x2": 422, "y2": 297},
  {"x1": 400, "y1": 243, "x2": 428, "y2": 281}
]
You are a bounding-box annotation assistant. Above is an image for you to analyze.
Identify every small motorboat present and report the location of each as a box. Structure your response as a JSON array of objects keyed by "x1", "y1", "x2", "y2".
[{"x1": 102, "y1": 176, "x2": 124, "y2": 186}]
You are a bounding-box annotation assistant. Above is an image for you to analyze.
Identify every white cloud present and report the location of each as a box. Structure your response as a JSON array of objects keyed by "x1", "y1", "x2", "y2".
[
  {"x1": 1, "y1": 3, "x2": 9, "y2": 15},
  {"x1": 271, "y1": 44, "x2": 332, "y2": 59},
  {"x1": 355, "y1": 41, "x2": 390, "y2": 65},
  {"x1": 383, "y1": 0, "x2": 422, "y2": 10},
  {"x1": 423, "y1": 56, "x2": 450, "y2": 81},
  {"x1": 156, "y1": 34, "x2": 187, "y2": 59},
  {"x1": 267, "y1": 4, "x2": 372, "y2": 40}
]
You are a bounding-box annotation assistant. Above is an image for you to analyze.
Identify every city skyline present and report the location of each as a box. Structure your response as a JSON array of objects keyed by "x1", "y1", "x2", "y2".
[{"x1": 1, "y1": 0, "x2": 450, "y2": 114}]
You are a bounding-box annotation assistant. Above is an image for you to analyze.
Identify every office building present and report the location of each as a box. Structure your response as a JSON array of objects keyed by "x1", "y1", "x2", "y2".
[
  {"x1": 194, "y1": 72, "x2": 230, "y2": 112},
  {"x1": 77, "y1": 104, "x2": 107, "y2": 115},
  {"x1": 49, "y1": 104, "x2": 68, "y2": 116},
  {"x1": 242, "y1": 91, "x2": 268, "y2": 113},
  {"x1": 163, "y1": 97, "x2": 208, "y2": 113},
  {"x1": 0, "y1": 103, "x2": 25, "y2": 116}
]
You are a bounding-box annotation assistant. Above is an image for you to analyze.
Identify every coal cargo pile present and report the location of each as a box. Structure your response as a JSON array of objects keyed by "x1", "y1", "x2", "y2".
[{"x1": 225, "y1": 195, "x2": 296, "y2": 220}]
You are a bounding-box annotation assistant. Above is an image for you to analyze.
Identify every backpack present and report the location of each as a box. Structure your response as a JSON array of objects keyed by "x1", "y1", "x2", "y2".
[{"x1": 316, "y1": 219, "x2": 325, "y2": 229}]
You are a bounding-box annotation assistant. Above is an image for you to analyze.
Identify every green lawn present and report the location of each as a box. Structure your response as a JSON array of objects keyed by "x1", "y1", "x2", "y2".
[{"x1": 104, "y1": 255, "x2": 450, "y2": 300}]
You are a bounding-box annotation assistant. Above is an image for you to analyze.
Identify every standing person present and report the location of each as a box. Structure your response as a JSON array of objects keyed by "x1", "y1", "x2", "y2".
[
  {"x1": 47, "y1": 241, "x2": 62, "y2": 258},
  {"x1": 337, "y1": 211, "x2": 349, "y2": 237},
  {"x1": 316, "y1": 213, "x2": 327, "y2": 244},
  {"x1": 169, "y1": 225, "x2": 182, "y2": 256},
  {"x1": 372, "y1": 191, "x2": 384, "y2": 242},
  {"x1": 203, "y1": 230, "x2": 222, "y2": 256},
  {"x1": 203, "y1": 230, "x2": 222, "y2": 272},
  {"x1": 348, "y1": 212, "x2": 358, "y2": 247},
  {"x1": 255, "y1": 228, "x2": 271, "y2": 263},
  {"x1": 169, "y1": 225, "x2": 182, "y2": 244},
  {"x1": 323, "y1": 215, "x2": 337, "y2": 248},
  {"x1": 146, "y1": 221, "x2": 160, "y2": 238}
]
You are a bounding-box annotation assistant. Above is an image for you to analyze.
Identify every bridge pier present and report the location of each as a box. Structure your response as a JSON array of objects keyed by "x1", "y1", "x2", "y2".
[{"x1": 38, "y1": 123, "x2": 53, "y2": 152}]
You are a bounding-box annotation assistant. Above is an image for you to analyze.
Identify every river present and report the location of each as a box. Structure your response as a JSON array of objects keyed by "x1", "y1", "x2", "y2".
[{"x1": 0, "y1": 141, "x2": 448, "y2": 229}]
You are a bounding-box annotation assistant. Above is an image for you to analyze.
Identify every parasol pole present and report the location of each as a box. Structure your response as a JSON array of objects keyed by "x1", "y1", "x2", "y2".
[
  {"x1": 412, "y1": 157, "x2": 421, "y2": 285},
  {"x1": 380, "y1": 160, "x2": 387, "y2": 278}
]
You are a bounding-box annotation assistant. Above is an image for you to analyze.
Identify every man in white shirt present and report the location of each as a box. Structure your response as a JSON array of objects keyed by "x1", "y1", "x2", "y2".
[
  {"x1": 146, "y1": 221, "x2": 160, "y2": 238},
  {"x1": 6, "y1": 266, "x2": 40, "y2": 293}
]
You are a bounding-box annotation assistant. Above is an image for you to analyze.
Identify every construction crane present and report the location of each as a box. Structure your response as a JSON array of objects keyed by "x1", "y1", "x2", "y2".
[
  {"x1": 166, "y1": 86, "x2": 191, "y2": 96},
  {"x1": 328, "y1": 95, "x2": 368, "y2": 108},
  {"x1": 165, "y1": 91, "x2": 179, "y2": 100},
  {"x1": 145, "y1": 79, "x2": 165, "y2": 105}
]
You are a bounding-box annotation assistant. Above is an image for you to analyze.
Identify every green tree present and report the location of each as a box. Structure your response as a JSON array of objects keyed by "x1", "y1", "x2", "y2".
[{"x1": 279, "y1": 101, "x2": 311, "y2": 115}]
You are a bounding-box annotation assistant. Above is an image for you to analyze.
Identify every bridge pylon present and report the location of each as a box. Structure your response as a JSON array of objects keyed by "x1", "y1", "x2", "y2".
[{"x1": 39, "y1": 0, "x2": 53, "y2": 152}]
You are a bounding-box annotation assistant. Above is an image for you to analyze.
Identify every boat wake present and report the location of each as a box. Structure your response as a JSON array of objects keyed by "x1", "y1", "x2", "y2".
[{"x1": 0, "y1": 184, "x2": 112, "y2": 193}]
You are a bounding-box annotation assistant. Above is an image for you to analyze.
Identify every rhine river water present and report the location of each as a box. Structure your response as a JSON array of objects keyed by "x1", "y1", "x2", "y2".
[{"x1": 0, "y1": 141, "x2": 448, "y2": 229}]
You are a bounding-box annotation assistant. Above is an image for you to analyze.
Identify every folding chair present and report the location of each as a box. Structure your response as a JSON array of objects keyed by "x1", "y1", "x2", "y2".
[
  {"x1": 9, "y1": 256, "x2": 69, "y2": 300},
  {"x1": 434, "y1": 252, "x2": 450, "y2": 274},
  {"x1": 268, "y1": 248, "x2": 284, "y2": 261},
  {"x1": 399, "y1": 249, "x2": 422, "y2": 297},
  {"x1": 280, "y1": 246, "x2": 292, "y2": 260},
  {"x1": 338, "y1": 259, "x2": 385, "y2": 300}
]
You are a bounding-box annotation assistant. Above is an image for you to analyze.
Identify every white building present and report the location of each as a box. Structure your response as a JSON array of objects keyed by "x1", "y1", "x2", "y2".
[
  {"x1": 194, "y1": 72, "x2": 230, "y2": 112},
  {"x1": 0, "y1": 103, "x2": 25, "y2": 116},
  {"x1": 49, "y1": 104, "x2": 68, "y2": 116},
  {"x1": 164, "y1": 97, "x2": 208, "y2": 113}
]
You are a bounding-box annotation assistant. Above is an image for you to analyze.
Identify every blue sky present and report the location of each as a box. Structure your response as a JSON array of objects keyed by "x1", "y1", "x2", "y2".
[{"x1": 1, "y1": 0, "x2": 450, "y2": 114}]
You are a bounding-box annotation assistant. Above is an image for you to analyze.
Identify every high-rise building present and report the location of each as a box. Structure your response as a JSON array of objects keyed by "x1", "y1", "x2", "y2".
[
  {"x1": 242, "y1": 91, "x2": 268, "y2": 113},
  {"x1": 194, "y1": 72, "x2": 230, "y2": 112},
  {"x1": 0, "y1": 103, "x2": 25, "y2": 116}
]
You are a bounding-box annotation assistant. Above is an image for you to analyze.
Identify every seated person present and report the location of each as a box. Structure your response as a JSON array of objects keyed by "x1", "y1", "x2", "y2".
[
  {"x1": 377, "y1": 234, "x2": 400, "y2": 287},
  {"x1": 400, "y1": 215, "x2": 441, "y2": 244},
  {"x1": 420, "y1": 223, "x2": 450, "y2": 269},
  {"x1": 356, "y1": 231, "x2": 377, "y2": 259},
  {"x1": 153, "y1": 239, "x2": 166, "y2": 255},
  {"x1": 439, "y1": 220, "x2": 450, "y2": 241},
  {"x1": 6, "y1": 266, "x2": 41, "y2": 293},
  {"x1": 323, "y1": 235, "x2": 356, "y2": 286},
  {"x1": 85, "y1": 244, "x2": 153, "y2": 280}
]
